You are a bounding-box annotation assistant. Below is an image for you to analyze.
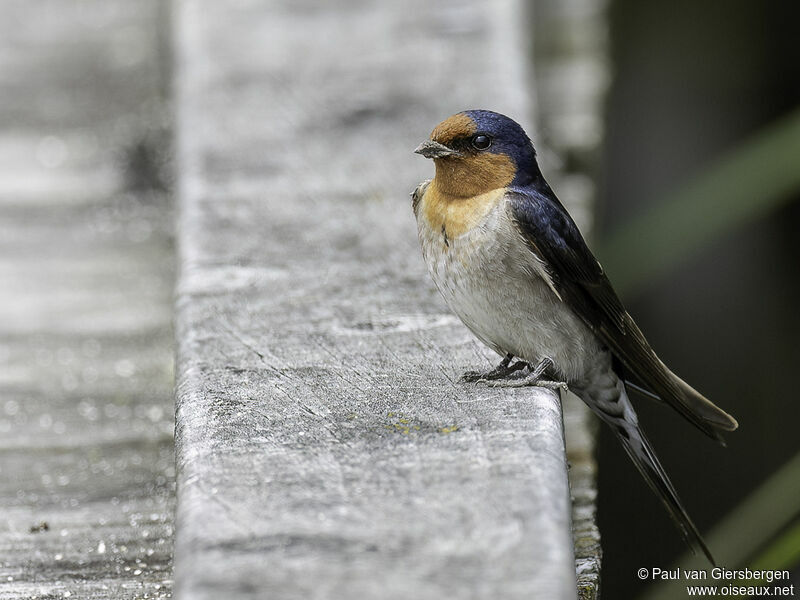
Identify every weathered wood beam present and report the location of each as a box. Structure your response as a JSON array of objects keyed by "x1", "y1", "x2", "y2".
[{"x1": 173, "y1": 1, "x2": 579, "y2": 598}]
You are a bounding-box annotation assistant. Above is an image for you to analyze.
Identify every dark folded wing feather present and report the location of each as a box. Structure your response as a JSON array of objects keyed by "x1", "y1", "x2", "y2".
[{"x1": 506, "y1": 186, "x2": 731, "y2": 441}]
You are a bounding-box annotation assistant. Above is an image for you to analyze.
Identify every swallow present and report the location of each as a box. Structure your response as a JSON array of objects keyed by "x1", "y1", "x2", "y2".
[{"x1": 412, "y1": 109, "x2": 738, "y2": 564}]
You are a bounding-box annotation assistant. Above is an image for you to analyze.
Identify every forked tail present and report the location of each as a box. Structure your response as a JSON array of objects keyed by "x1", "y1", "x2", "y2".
[{"x1": 577, "y1": 372, "x2": 715, "y2": 564}]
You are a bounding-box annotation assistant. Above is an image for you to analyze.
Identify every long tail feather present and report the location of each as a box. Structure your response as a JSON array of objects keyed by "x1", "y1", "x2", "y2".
[
  {"x1": 578, "y1": 372, "x2": 715, "y2": 564},
  {"x1": 612, "y1": 415, "x2": 715, "y2": 565}
]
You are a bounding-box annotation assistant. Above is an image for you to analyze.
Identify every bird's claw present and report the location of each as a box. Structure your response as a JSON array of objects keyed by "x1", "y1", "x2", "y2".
[
  {"x1": 487, "y1": 378, "x2": 569, "y2": 391},
  {"x1": 460, "y1": 354, "x2": 528, "y2": 382},
  {"x1": 460, "y1": 370, "x2": 485, "y2": 382},
  {"x1": 479, "y1": 356, "x2": 567, "y2": 391}
]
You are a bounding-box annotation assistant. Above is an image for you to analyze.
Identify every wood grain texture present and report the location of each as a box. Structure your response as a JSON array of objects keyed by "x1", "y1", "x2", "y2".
[{"x1": 173, "y1": 0, "x2": 581, "y2": 598}]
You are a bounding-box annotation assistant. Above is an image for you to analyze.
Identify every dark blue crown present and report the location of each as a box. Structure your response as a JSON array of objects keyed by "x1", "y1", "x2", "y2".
[{"x1": 463, "y1": 110, "x2": 540, "y2": 187}]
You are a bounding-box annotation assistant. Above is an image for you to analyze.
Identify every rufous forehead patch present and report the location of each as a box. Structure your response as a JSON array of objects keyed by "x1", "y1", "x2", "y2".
[{"x1": 430, "y1": 113, "x2": 477, "y2": 146}]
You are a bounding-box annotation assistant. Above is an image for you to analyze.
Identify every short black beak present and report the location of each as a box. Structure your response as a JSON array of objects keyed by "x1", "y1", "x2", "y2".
[{"x1": 414, "y1": 140, "x2": 458, "y2": 159}]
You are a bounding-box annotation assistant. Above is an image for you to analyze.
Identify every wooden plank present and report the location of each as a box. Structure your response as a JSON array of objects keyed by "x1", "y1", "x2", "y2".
[{"x1": 173, "y1": 1, "x2": 578, "y2": 598}]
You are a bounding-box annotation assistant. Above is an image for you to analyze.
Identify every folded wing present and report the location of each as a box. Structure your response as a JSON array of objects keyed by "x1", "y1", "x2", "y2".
[{"x1": 506, "y1": 187, "x2": 738, "y2": 442}]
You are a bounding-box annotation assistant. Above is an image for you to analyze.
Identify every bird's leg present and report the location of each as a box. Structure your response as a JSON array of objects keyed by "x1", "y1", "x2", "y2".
[
  {"x1": 461, "y1": 353, "x2": 528, "y2": 382},
  {"x1": 486, "y1": 356, "x2": 569, "y2": 391}
]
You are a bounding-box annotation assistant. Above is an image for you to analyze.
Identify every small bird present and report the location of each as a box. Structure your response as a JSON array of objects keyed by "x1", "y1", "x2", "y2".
[{"x1": 412, "y1": 109, "x2": 737, "y2": 564}]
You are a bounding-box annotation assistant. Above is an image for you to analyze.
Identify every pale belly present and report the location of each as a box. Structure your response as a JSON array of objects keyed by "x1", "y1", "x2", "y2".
[{"x1": 416, "y1": 201, "x2": 602, "y2": 381}]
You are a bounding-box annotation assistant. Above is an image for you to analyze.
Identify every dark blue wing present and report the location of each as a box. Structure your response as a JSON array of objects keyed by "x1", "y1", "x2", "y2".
[{"x1": 507, "y1": 186, "x2": 735, "y2": 441}]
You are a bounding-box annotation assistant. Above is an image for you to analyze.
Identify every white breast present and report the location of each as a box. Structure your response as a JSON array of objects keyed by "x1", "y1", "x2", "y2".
[{"x1": 416, "y1": 195, "x2": 601, "y2": 381}]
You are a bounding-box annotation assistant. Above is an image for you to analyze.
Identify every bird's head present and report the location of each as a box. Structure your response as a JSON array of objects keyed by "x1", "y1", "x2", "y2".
[{"x1": 414, "y1": 110, "x2": 540, "y2": 198}]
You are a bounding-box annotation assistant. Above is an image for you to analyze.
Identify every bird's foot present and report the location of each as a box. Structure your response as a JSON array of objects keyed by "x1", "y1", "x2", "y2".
[
  {"x1": 461, "y1": 354, "x2": 528, "y2": 382},
  {"x1": 489, "y1": 378, "x2": 569, "y2": 391},
  {"x1": 484, "y1": 357, "x2": 569, "y2": 392}
]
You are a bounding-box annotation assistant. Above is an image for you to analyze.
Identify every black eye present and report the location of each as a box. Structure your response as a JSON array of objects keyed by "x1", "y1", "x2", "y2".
[{"x1": 471, "y1": 134, "x2": 492, "y2": 150}]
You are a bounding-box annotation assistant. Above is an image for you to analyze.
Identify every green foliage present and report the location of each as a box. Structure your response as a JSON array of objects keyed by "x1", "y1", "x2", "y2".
[
  {"x1": 599, "y1": 108, "x2": 800, "y2": 297},
  {"x1": 607, "y1": 106, "x2": 800, "y2": 600}
]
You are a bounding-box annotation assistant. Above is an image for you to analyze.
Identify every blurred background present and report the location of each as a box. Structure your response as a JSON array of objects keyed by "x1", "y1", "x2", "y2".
[
  {"x1": 1, "y1": 0, "x2": 798, "y2": 598},
  {"x1": 586, "y1": 1, "x2": 800, "y2": 598},
  {"x1": 0, "y1": 1, "x2": 175, "y2": 597}
]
